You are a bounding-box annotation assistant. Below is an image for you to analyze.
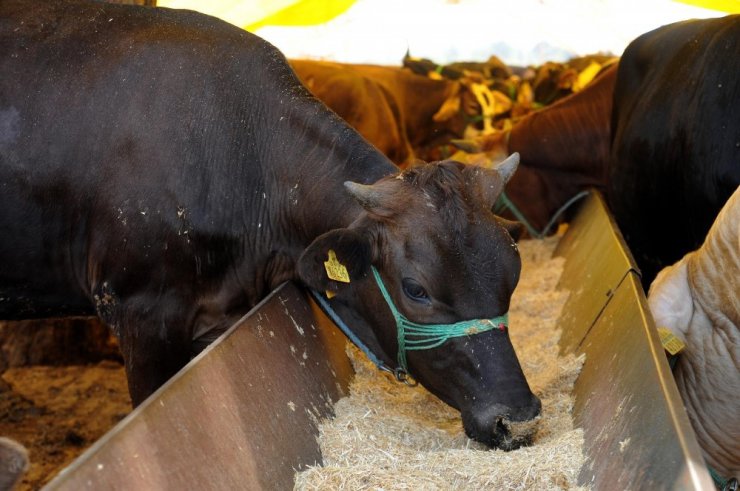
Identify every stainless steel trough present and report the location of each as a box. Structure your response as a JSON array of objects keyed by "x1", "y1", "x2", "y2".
[
  {"x1": 44, "y1": 191, "x2": 713, "y2": 490},
  {"x1": 555, "y1": 192, "x2": 713, "y2": 490},
  {"x1": 44, "y1": 287, "x2": 354, "y2": 490}
]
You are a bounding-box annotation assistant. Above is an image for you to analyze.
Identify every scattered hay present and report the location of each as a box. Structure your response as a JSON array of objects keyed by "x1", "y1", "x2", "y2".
[{"x1": 294, "y1": 236, "x2": 587, "y2": 490}]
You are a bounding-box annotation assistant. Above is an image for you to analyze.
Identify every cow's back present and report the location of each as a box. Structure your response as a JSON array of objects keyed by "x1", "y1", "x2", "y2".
[
  {"x1": 290, "y1": 59, "x2": 414, "y2": 165},
  {"x1": 0, "y1": 0, "x2": 313, "y2": 318},
  {"x1": 608, "y1": 16, "x2": 740, "y2": 285},
  {"x1": 344, "y1": 64, "x2": 462, "y2": 149}
]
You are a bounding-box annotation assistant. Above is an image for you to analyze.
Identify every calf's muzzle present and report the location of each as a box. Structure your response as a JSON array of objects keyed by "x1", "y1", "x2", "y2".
[{"x1": 463, "y1": 393, "x2": 542, "y2": 451}]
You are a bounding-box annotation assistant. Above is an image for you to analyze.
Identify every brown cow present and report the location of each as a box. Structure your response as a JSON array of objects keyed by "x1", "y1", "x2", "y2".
[
  {"x1": 347, "y1": 63, "x2": 479, "y2": 158},
  {"x1": 290, "y1": 59, "x2": 415, "y2": 166},
  {"x1": 290, "y1": 60, "x2": 486, "y2": 164},
  {"x1": 452, "y1": 63, "x2": 618, "y2": 235}
]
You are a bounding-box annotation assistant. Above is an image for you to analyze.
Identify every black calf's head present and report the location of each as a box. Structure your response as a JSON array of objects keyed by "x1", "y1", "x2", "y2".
[{"x1": 297, "y1": 153, "x2": 540, "y2": 450}]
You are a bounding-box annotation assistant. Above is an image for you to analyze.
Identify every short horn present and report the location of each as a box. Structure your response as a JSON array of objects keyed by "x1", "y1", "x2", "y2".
[
  {"x1": 495, "y1": 152, "x2": 519, "y2": 184},
  {"x1": 344, "y1": 181, "x2": 384, "y2": 210}
]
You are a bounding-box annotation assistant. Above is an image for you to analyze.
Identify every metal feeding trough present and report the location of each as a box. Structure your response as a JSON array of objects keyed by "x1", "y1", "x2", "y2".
[
  {"x1": 555, "y1": 192, "x2": 713, "y2": 490},
  {"x1": 43, "y1": 191, "x2": 713, "y2": 490}
]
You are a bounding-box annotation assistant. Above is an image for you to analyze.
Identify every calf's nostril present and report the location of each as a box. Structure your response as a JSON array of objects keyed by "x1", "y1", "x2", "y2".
[{"x1": 500, "y1": 414, "x2": 540, "y2": 447}]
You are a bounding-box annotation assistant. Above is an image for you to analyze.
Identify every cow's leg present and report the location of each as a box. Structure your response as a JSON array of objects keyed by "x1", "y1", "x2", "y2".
[
  {"x1": 106, "y1": 301, "x2": 194, "y2": 406},
  {"x1": 117, "y1": 318, "x2": 192, "y2": 406}
]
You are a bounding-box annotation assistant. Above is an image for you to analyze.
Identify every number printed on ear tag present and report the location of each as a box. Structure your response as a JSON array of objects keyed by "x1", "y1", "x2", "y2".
[
  {"x1": 657, "y1": 327, "x2": 686, "y2": 356},
  {"x1": 324, "y1": 249, "x2": 351, "y2": 283}
]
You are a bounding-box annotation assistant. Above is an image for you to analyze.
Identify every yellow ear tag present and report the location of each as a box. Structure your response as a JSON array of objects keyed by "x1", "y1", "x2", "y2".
[
  {"x1": 325, "y1": 290, "x2": 337, "y2": 299},
  {"x1": 324, "y1": 249, "x2": 350, "y2": 283},
  {"x1": 657, "y1": 327, "x2": 686, "y2": 356}
]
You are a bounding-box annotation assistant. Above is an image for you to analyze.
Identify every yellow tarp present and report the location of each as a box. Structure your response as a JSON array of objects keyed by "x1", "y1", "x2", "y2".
[
  {"x1": 674, "y1": 0, "x2": 740, "y2": 12},
  {"x1": 156, "y1": 0, "x2": 356, "y2": 31}
]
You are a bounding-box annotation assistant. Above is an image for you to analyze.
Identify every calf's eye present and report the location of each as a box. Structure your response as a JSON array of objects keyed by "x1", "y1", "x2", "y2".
[{"x1": 402, "y1": 278, "x2": 430, "y2": 303}]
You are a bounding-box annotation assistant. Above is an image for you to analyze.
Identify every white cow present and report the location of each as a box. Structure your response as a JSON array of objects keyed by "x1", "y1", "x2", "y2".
[{"x1": 648, "y1": 186, "x2": 739, "y2": 481}]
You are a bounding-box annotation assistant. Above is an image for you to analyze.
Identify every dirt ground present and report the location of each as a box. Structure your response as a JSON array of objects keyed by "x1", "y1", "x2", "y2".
[{"x1": 0, "y1": 362, "x2": 131, "y2": 490}]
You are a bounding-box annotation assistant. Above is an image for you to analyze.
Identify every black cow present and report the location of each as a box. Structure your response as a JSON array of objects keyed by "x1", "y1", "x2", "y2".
[
  {"x1": 0, "y1": 0, "x2": 539, "y2": 449},
  {"x1": 609, "y1": 15, "x2": 740, "y2": 286}
]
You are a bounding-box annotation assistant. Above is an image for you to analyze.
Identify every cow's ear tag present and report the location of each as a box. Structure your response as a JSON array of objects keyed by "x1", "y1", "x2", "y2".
[
  {"x1": 657, "y1": 327, "x2": 686, "y2": 356},
  {"x1": 324, "y1": 250, "x2": 350, "y2": 283}
]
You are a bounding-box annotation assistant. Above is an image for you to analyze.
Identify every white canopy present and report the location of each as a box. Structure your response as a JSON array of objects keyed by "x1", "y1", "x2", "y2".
[{"x1": 157, "y1": 0, "x2": 734, "y2": 66}]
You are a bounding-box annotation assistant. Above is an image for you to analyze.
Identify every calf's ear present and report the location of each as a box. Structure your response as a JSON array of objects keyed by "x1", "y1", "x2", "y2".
[
  {"x1": 296, "y1": 229, "x2": 372, "y2": 295},
  {"x1": 450, "y1": 138, "x2": 482, "y2": 153},
  {"x1": 432, "y1": 82, "x2": 462, "y2": 122}
]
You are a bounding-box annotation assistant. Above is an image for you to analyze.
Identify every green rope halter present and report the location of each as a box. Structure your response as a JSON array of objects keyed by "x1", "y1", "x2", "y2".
[
  {"x1": 371, "y1": 266, "x2": 508, "y2": 374},
  {"x1": 494, "y1": 190, "x2": 591, "y2": 239}
]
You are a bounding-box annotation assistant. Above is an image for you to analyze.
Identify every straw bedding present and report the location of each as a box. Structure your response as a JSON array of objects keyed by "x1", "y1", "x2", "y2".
[{"x1": 294, "y1": 236, "x2": 587, "y2": 490}]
